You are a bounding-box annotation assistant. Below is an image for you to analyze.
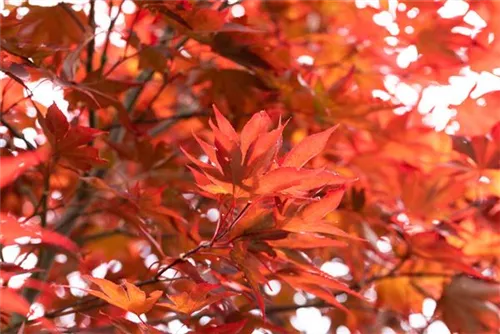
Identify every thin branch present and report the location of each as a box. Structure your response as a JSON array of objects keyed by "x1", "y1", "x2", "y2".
[
  {"x1": 147, "y1": 111, "x2": 208, "y2": 137},
  {"x1": 99, "y1": 0, "x2": 125, "y2": 71},
  {"x1": 144, "y1": 79, "x2": 170, "y2": 112},
  {"x1": 86, "y1": 0, "x2": 96, "y2": 128},
  {"x1": 85, "y1": 1, "x2": 95, "y2": 75},
  {"x1": 123, "y1": 7, "x2": 141, "y2": 58},
  {"x1": 152, "y1": 199, "x2": 253, "y2": 280},
  {"x1": 6, "y1": 25, "x2": 192, "y2": 332},
  {"x1": 0, "y1": 114, "x2": 36, "y2": 150},
  {"x1": 154, "y1": 241, "x2": 211, "y2": 279},
  {"x1": 101, "y1": 50, "x2": 141, "y2": 78},
  {"x1": 8, "y1": 62, "x2": 159, "y2": 334},
  {"x1": 265, "y1": 300, "x2": 331, "y2": 314},
  {"x1": 108, "y1": 69, "x2": 154, "y2": 143},
  {"x1": 59, "y1": 3, "x2": 87, "y2": 33},
  {"x1": 101, "y1": 112, "x2": 207, "y2": 131}
]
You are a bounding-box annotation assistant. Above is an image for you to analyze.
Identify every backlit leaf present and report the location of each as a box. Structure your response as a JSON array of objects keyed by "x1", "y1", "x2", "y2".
[
  {"x1": 84, "y1": 276, "x2": 163, "y2": 315},
  {"x1": 157, "y1": 283, "x2": 236, "y2": 315}
]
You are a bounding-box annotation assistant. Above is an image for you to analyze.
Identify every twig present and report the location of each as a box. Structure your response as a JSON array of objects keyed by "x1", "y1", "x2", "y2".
[
  {"x1": 123, "y1": 7, "x2": 141, "y2": 57},
  {"x1": 99, "y1": 0, "x2": 125, "y2": 71},
  {"x1": 59, "y1": 3, "x2": 87, "y2": 33},
  {"x1": 108, "y1": 69, "x2": 154, "y2": 143},
  {"x1": 102, "y1": 112, "x2": 207, "y2": 131},
  {"x1": 6, "y1": 25, "x2": 193, "y2": 333},
  {"x1": 154, "y1": 241, "x2": 211, "y2": 279},
  {"x1": 85, "y1": 0, "x2": 95, "y2": 75},
  {"x1": 147, "y1": 111, "x2": 208, "y2": 137},
  {"x1": 7, "y1": 63, "x2": 158, "y2": 334},
  {"x1": 86, "y1": 0, "x2": 96, "y2": 129},
  {"x1": 0, "y1": 115, "x2": 36, "y2": 150}
]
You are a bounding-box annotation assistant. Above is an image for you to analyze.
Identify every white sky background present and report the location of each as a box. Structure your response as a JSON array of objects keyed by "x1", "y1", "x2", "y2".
[{"x1": 1, "y1": 0, "x2": 500, "y2": 333}]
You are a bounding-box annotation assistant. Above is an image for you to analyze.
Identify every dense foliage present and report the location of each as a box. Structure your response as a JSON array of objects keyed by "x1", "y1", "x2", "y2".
[{"x1": 1, "y1": 0, "x2": 500, "y2": 333}]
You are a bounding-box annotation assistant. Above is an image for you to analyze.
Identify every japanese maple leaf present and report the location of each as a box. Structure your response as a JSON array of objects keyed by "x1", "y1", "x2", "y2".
[
  {"x1": 0, "y1": 287, "x2": 31, "y2": 316},
  {"x1": 230, "y1": 241, "x2": 268, "y2": 315},
  {"x1": 449, "y1": 122, "x2": 500, "y2": 198},
  {"x1": 410, "y1": 231, "x2": 483, "y2": 277},
  {"x1": 0, "y1": 288, "x2": 55, "y2": 330},
  {"x1": 157, "y1": 283, "x2": 236, "y2": 314},
  {"x1": 276, "y1": 187, "x2": 357, "y2": 238},
  {"x1": 0, "y1": 147, "x2": 49, "y2": 188},
  {"x1": 38, "y1": 103, "x2": 106, "y2": 170},
  {"x1": 277, "y1": 266, "x2": 364, "y2": 314},
  {"x1": 466, "y1": 1, "x2": 500, "y2": 73},
  {"x1": 375, "y1": 259, "x2": 448, "y2": 315},
  {"x1": 183, "y1": 106, "x2": 352, "y2": 199},
  {"x1": 413, "y1": 17, "x2": 472, "y2": 68},
  {"x1": 64, "y1": 71, "x2": 139, "y2": 133},
  {"x1": 80, "y1": 180, "x2": 188, "y2": 258},
  {"x1": 0, "y1": 4, "x2": 90, "y2": 60},
  {"x1": 84, "y1": 276, "x2": 162, "y2": 315},
  {"x1": 452, "y1": 90, "x2": 500, "y2": 137},
  {"x1": 0, "y1": 213, "x2": 78, "y2": 254},
  {"x1": 452, "y1": 122, "x2": 500, "y2": 170},
  {"x1": 438, "y1": 276, "x2": 500, "y2": 333}
]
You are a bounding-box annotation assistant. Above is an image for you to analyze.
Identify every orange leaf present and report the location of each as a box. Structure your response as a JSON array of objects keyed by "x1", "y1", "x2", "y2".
[
  {"x1": 269, "y1": 232, "x2": 348, "y2": 249},
  {"x1": 84, "y1": 276, "x2": 163, "y2": 315},
  {"x1": 279, "y1": 188, "x2": 362, "y2": 240},
  {"x1": 278, "y1": 268, "x2": 362, "y2": 314},
  {"x1": 243, "y1": 124, "x2": 285, "y2": 178},
  {"x1": 256, "y1": 169, "x2": 350, "y2": 198},
  {"x1": 454, "y1": 90, "x2": 500, "y2": 136},
  {"x1": 0, "y1": 213, "x2": 78, "y2": 253},
  {"x1": 0, "y1": 287, "x2": 56, "y2": 330},
  {"x1": 240, "y1": 111, "x2": 272, "y2": 159},
  {"x1": 0, "y1": 287, "x2": 31, "y2": 316},
  {"x1": 0, "y1": 147, "x2": 49, "y2": 189},
  {"x1": 184, "y1": 107, "x2": 353, "y2": 200},
  {"x1": 212, "y1": 104, "x2": 238, "y2": 141},
  {"x1": 281, "y1": 126, "x2": 338, "y2": 168},
  {"x1": 157, "y1": 283, "x2": 236, "y2": 314},
  {"x1": 230, "y1": 241, "x2": 267, "y2": 316},
  {"x1": 410, "y1": 231, "x2": 482, "y2": 277}
]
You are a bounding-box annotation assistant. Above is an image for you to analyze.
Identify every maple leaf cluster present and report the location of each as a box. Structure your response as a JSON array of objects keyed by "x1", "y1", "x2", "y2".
[{"x1": 1, "y1": 1, "x2": 500, "y2": 334}]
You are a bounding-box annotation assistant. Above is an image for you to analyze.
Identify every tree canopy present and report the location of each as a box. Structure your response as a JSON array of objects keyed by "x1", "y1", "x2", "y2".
[{"x1": 0, "y1": 0, "x2": 500, "y2": 333}]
